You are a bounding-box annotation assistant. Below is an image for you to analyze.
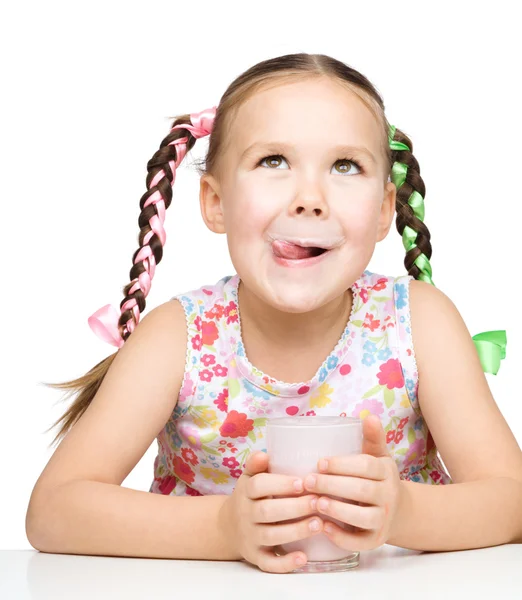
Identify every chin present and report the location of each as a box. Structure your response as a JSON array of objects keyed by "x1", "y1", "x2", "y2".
[{"x1": 262, "y1": 279, "x2": 335, "y2": 314}]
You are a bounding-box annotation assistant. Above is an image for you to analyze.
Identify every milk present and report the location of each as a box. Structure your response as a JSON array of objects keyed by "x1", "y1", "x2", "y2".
[{"x1": 266, "y1": 416, "x2": 363, "y2": 571}]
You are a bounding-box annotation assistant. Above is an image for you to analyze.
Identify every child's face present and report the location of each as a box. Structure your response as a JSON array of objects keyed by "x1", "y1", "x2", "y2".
[{"x1": 200, "y1": 77, "x2": 396, "y2": 314}]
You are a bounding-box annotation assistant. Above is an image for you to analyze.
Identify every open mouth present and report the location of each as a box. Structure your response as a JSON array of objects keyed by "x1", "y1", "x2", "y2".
[{"x1": 271, "y1": 240, "x2": 330, "y2": 261}]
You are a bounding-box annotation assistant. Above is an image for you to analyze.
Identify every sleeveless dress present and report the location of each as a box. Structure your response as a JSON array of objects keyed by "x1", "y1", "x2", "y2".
[{"x1": 149, "y1": 269, "x2": 451, "y2": 497}]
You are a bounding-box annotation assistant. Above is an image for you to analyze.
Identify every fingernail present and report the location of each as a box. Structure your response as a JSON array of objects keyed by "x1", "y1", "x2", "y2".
[
  {"x1": 319, "y1": 459, "x2": 328, "y2": 471},
  {"x1": 305, "y1": 475, "x2": 316, "y2": 489},
  {"x1": 324, "y1": 523, "x2": 333, "y2": 534},
  {"x1": 310, "y1": 497, "x2": 317, "y2": 511},
  {"x1": 295, "y1": 556, "x2": 306, "y2": 566},
  {"x1": 310, "y1": 519, "x2": 320, "y2": 531},
  {"x1": 293, "y1": 479, "x2": 303, "y2": 492},
  {"x1": 318, "y1": 498, "x2": 329, "y2": 511}
]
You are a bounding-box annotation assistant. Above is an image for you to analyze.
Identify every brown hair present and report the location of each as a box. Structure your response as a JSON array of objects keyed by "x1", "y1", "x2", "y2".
[{"x1": 43, "y1": 52, "x2": 431, "y2": 448}]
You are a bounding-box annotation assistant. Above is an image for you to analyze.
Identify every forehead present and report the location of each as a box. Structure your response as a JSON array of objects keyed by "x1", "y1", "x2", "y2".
[{"x1": 230, "y1": 78, "x2": 382, "y2": 158}]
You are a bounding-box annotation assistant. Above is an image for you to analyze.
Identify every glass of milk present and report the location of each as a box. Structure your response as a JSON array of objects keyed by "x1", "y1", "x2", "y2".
[{"x1": 266, "y1": 416, "x2": 363, "y2": 573}]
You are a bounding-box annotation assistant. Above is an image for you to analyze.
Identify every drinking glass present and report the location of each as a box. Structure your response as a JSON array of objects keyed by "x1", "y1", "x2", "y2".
[{"x1": 266, "y1": 415, "x2": 363, "y2": 573}]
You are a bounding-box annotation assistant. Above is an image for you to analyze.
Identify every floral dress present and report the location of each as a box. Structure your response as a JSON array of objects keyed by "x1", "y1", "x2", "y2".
[{"x1": 149, "y1": 269, "x2": 451, "y2": 497}]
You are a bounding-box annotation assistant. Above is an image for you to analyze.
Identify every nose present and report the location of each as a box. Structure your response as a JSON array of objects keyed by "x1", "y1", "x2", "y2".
[{"x1": 288, "y1": 188, "x2": 329, "y2": 218}]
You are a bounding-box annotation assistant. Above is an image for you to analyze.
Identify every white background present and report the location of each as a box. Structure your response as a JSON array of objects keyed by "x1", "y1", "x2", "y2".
[{"x1": 1, "y1": 0, "x2": 520, "y2": 549}]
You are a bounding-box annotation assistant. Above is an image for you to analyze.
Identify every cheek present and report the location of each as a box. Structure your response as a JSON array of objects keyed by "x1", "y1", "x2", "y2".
[
  {"x1": 223, "y1": 185, "x2": 275, "y2": 235},
  {"x1": 338, "y1": 196, "x2": 382, "y2": 238}
]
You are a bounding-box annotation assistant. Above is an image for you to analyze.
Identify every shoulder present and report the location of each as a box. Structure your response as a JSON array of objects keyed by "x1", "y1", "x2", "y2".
[
  {"x1": 407, "y1": 279, "x2": 476, "y2": 375},
  {"x1": 125, "y1": 299, "x2": 188, "y2": 366}
]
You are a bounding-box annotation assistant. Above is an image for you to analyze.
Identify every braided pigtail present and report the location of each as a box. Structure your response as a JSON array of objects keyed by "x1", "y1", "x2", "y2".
[
  {"x1": 88, "y1": 107, "x2": 217, "y2": 347},
  {"x1": 43, "y1": 107, "x2": 216, "y2": 446},
  {"x1": 388, "y1": 125, "x2": 506, "y2": 374},
  {"x1": 388, "y1": 126, "x2": 434, "y2": 285}
]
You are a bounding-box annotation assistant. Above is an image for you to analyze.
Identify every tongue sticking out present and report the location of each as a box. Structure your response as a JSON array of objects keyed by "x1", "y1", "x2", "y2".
[{"x1": 272, "y1": 240, "x2": 326, "y2": 260}]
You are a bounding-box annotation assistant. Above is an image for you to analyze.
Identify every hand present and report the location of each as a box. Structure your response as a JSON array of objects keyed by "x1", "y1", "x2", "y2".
[
  {"x1": 303, "y1": 415, "x2": 404, "y2": 551},
  {"x1": 218, "y1": 451, "x2": 324, "y2": 573}
]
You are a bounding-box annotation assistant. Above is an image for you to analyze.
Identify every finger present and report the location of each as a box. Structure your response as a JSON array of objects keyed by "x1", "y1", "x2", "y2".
[
  {"x1": 362, "y1": 415, "x2": 390, "y2": 458},
  {"x1": 316, "y1": 497, "x2": 385, "y2": 530},
  {"x1": 256, "y1": 515, "x2": 323, "y2": 547},
  {"x1": 243, "y1": 451, "x2": 269, "y2": 478},
  {"x1": 256, "y1": 547, "x2": 308, "y2": 574},
  {"x1": 318, "y1": 454, "x2": 387, "y2": 481},
  {"x1": 254, "y1": 494, "x2": 318, "y2": 524},
  {"x1": 304, "y1": 473, "x2": 383, "y2": 505},
  {"x1": 323, "y1": 520, "x2": 385, "y2": 552},
  {"x1": 247, "y1": 472, "x2": 304, "y2": 500}
]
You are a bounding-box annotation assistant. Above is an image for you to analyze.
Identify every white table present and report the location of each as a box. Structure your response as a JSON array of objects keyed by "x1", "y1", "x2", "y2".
[{"x1": 2, "y1": 545, "x2": 521, "y2": 599}]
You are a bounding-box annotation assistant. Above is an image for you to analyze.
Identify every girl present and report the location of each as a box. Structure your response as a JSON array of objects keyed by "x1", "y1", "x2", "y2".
[{"x1": 26, "y1": 53, "x2": 522, "y2": 574}]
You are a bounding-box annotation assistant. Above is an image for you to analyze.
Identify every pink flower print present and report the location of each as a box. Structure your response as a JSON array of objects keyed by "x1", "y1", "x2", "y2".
[
  {"x1": 386, "y1": 430, "x2": 396, "y2": 444},
  {"x1": 199, "y1": 369, "x2": 214, "y2": 382},
  {"x1": 202, "y1": 354, "x2": 216, "y2": 367},
  {"x1": 212, "y1": 364, "x2": 228, "y2": 377},
  {"x1": 201, "y1": 321, "x2": 219, "y2": 346},
  {"x1": 398, "y1": 417, "x2": 409, "y2": 430},
  {"x1": 182, "y1": 424, "x2": 203, "y2": 450},
  {"x1": 205, "y1": 304, "x2": 224, "y2": 319},
  {"x1": 156, "y1": 475, "x2": 177, "y2": 495},
  {"x1": 306, "y1": 410, "x2": 316, "y2": 416},
  {"x1": 360, "y1": 288, "x2": 369, "y2": 304},
  {"x1": 194, "y1": 316, "x2": 202, "y2": 332},
  {"x1": 395, "y1": 430, "x2": 404, "y2": 444},
  {"x1": 185, "y1": 485, "x2": 203, "y2": 496},
  {"x1": 223, "y1": 456, "x2": 239, "y2": 469},
  {"x1": 191, "y1": 334, "x2": 202, "y2": 351},
  {"x1": 173, "y1": 456, "x2": 195, "y2": 485},
  {"x1": 181, "y1": 447, "x2": 198, "y2": 466},
  {"x1": 404, "y1": 439, "x2": 425, "y2": 467},
  {"x1": 180, "y1": 374, "x2": 195, "y2": 400},
  {"x1": 224, "y1": 301, "x2": 239, "y2": 324},
  {"x1": 351, "y1": 398, "x2": 384, "y2": 420},
  {"x1": 230, "y1": 469, "x2": 242, "y2": 479},
  {"x1": 220, "y1": 410, "x2": 254, "y2": 438},
  {"x1": 372, "y1": 277, "x2": 388, "y2": 291},
  {"x1": 430, "y1": 470, "x2": 442, "y2": 482},
  {"x1": 214, "y1": 389, "x2": 229, "y2": 412},
  {"x1": 383, "y1": 299, "x2": 395, "y2": 315},
  {"x1": 363, "y1": 312, "x2": 381, "y2": 332},
  {"x1": 377, "y1": 358, "x2": 405, "y2": 389}
]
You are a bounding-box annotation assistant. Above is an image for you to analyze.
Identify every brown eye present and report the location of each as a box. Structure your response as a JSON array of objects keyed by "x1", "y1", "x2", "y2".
[
  {"x1": 335, "y1": 159, "x2": 361, "y2": 175},
  {"x1": 259, "y1": 155, "x2": 285, "y2": 168}
]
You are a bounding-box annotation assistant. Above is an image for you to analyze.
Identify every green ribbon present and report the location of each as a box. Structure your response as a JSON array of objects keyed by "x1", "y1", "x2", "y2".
[
  {"x1": 388, "y1": 125, "x2": 507, "y2": 375},
  {"x1": 471, "y1": 331, "x2": 507, "y2": 375}
]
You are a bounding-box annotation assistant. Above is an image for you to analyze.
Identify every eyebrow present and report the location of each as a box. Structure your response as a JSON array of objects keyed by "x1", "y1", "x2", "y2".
[{"x1": 240, "y1": 141, "x2": 377, "y2": 165}]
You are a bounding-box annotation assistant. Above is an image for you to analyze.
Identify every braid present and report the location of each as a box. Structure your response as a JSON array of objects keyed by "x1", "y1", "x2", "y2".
[
  {"x1": 388, "y1": 125, "x2": 434, "y2": 285},
  {"x1": 118, "y1": 117, "x2": 197, "y2": 342},
  {"x1": 388, "y1": 125, "x2": 507, "y2": 374},
  {"x1": 88, "y1": 108, "x2": 216, "y2": 347}
]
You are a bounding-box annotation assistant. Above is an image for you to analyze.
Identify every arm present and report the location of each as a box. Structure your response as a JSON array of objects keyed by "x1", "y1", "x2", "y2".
[
  {"x1": 26, "y1": 300, "x2": 238, "y2": 561},
  {"x1": 28, "y1": 480, "x2": 240, "y2": 560},
  {"x1": 389, "y1": 280, "x2": 522, "y2": 550},
  {"x1": 389, "y1": 477, "x2": 522, "y2": 550}
]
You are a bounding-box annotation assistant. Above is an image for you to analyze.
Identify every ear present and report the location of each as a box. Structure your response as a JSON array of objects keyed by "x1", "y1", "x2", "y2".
[
  {"x1": 199, "y1": 174, "x2": 226, "y2": 234},
  {"x1": 376, "y1": 180, "x2": 397, "y2": 242}
]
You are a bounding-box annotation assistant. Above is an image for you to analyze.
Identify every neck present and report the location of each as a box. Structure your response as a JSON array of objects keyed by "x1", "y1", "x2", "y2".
[{"x1": 237, "y1": 280, "x2": 354, "y2": 353}]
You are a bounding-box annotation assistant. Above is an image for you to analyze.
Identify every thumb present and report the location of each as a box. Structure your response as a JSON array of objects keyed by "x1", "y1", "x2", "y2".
[
  {"x1": 362, "y1": 415, "x2": 390, "y2": 458},
  {"x1": 242, "y1": 450, "x2": 269, "y2": 478}
]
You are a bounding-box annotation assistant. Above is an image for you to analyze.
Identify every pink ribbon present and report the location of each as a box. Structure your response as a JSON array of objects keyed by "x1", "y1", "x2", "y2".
[{"x1": 88, "y1": 106, "x2": 217, "y2": 347}]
